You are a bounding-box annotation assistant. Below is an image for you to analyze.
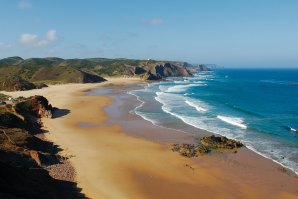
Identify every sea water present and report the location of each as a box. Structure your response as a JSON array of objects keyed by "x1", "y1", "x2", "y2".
[{"x1": 129, "y1": 68, "x2": 298, "y2": 174}]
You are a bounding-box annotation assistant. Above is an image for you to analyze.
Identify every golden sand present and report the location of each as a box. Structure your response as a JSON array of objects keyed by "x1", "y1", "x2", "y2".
[{"x1": 2, "y1": 78, "x2": 298, "y2": 199}]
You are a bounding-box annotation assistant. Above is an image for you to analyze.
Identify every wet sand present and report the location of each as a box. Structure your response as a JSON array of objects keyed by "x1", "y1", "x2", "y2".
[{"x1": 2, "y1": 78, "x2": 298, "y2": 199}]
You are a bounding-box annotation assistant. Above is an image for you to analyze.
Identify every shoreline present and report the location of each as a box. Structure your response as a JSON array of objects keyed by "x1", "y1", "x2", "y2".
[
  {"x1": 127, "y1": 82, "x2": 298, "y2": 176},
  {"x1": 132, "y1": 91, "x2": 298, "y2": 175},
  {"x1": 2, "y1": 78, "x2": 298, "y2": 198}
]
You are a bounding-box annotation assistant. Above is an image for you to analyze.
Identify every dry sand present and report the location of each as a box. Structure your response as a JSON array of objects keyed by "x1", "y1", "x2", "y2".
[{"x1": 2, "y1": 78, "x2": 298, "y2": 199}]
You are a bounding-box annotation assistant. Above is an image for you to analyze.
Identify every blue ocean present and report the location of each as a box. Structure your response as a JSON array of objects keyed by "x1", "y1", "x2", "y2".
[{"x1": 129, "y1": 68, "x2": 298, "y2": 174}]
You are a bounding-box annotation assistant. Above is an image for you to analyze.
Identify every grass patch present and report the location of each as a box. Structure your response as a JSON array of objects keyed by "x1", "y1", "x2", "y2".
[{"x1": 0, "y1": 93, "x2": 9, "y2": 101}]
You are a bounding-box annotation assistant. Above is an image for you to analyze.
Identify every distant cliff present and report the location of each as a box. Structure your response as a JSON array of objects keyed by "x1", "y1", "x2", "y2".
[
  {"x1": 185, "y1": 64, "x2": 211, "y2": 73},
  {"x1": 0, "y1": 57, "x2": 193, "y2": 90}
]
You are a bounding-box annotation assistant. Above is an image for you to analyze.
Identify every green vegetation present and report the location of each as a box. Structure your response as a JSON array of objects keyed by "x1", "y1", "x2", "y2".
[
  {"x1": 16, "y1": 101, "x2": 33, "y2": 113},
  {"x1": 0, "y1": 93, "x2": 8, "y2": 101},
  {"x1": 0, "y1": 56, "x2": 195, "y2": 91}
]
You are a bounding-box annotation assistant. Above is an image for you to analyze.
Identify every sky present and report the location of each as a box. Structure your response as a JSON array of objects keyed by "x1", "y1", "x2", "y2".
[{"x1": 0, "y1": 0, "x2": 298, "y2": 67}]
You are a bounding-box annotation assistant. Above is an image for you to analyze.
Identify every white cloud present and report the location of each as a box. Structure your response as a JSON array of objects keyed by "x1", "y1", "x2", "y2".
[
  {"x1": 0, "y1": 42, "x2": 12, "y2": 49},
  {"x1": 47, "y1": 30, "x2": 57, "y2": 41},
  {"x1": 20, "y1": 33, "x2": 38, "y2": 44},
  {"x1": 20, "y1": 30, "x2": 58, "y2": 47},
  {"x1": 18, "y1": 1, "x2": 32, "y2": 9},
  {"x1": 144, "y1": 18, "x2": 165, "y2": 25}
]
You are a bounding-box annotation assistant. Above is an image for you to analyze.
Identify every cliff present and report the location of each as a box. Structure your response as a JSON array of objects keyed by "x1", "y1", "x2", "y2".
[
  {"x1": 0, "y1": 96, "x2": 84, "y2": 198},
  {"x1": 143, "y1": 62, "x2": 192, "y2": 80},
  {"x1": 185, "y1": 64, "x2": 211, "y2": 73}
]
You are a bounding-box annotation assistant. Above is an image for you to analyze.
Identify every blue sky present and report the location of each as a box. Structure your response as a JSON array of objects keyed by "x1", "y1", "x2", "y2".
[{"x1": 0, "y1": 0, "x2": 298, "y2": 67}]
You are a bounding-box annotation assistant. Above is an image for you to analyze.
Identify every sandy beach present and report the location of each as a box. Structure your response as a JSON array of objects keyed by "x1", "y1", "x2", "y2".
[{"x1": 2, "y1": 78, "x2": 298, "y2": 199}]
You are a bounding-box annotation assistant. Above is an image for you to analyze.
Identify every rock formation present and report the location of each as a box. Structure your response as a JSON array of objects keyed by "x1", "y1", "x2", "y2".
[
  {"x1": 0, "y1": 96, "x2": 84, "y2": 198},
  {"x1": 200, "y1": 135, "x2": 243, "y2": 149},
  {"x1": 1, "y1": 76, "x2": 37, "y2": 91},
  {"x1": 172, "y1": 135, "x2": 244, "y2": 157}
]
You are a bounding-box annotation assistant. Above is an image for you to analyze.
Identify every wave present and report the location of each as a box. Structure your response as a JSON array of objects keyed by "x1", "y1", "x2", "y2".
[
  {"x1": 283, "y1": 125, "x2": 297, "y2": 133},
  {"x1": 245, "y1": 145, "x2": 298, "y2": 176},
  {"x1": 129, "y1": 77, "x2": 298, "y2": 176},
  {"x1": 260, "y1": 80, "x2": 285, "y2": 85},
  {"x1": 166, "y1": 84, "x2": 201, "y2": 93},
  {"x1": 184, "y1": 93, "x2": 195, "y2": 96},
  {"x1": 225, "y1": 103, "x2": 262, "y2": 117},
  {"x1": 185, "y1": 100, "x2": 207, "y2": 112},
  {"x1": 217, "y1": 115, "x2": 247, "y2": 129}
]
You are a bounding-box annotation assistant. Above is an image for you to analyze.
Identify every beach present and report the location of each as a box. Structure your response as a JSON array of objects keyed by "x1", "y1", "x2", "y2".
[{"x1": 3, "y1": 78, "x2": 298, "y2": 199}]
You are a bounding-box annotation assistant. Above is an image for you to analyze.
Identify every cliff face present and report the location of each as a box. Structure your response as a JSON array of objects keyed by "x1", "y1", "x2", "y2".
[
  {"x1": 0, "y1": 96, "x2": 84, "y2": 198},
  {"x1": 1, "y1": 76, "x2": 37, "y2": 91},
  {"x1": 143, "y1": 62, "x2": 192, "y2": 80},
  {"x1": 186, "y1": 64, "x2": 211, "y2": 73}
]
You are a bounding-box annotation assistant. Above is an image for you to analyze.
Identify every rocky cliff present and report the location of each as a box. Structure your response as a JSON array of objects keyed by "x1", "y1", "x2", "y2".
[
  {"x1": 0, "y1": 96, "x2": 84, "y2": 198},
  {"x1": 142, "y1": 62, "x2": 192, "y2": 80}
]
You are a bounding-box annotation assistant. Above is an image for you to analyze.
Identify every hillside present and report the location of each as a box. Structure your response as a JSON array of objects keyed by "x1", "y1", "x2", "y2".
[{"x1": 0, "y1": 57, "x2": 194, "y2": 89}]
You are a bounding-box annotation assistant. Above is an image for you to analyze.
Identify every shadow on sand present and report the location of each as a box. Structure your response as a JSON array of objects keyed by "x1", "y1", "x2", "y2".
[
  {"x1": 52, "y1": 108, "x2": 71, "y2": 119},
  {"x1": 0, "y1": 161, "x2": 88, "y2": 199}
]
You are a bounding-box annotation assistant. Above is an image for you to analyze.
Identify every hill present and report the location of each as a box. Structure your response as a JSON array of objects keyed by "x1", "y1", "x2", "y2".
[{"x1": 0, "y1": 57, "x2": 195, "y2": 91}]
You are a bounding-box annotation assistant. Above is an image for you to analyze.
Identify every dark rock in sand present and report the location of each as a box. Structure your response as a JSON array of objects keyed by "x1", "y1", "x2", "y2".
[
  {"x1": 172, "y1": 135, "x2": 244, "y2": 158},
  {"x1": 172, "y1": 143, "x2": 210, "y2": 157},
  {"x1": 200, "y1": 135, "x2": 243, "y2": 149}
]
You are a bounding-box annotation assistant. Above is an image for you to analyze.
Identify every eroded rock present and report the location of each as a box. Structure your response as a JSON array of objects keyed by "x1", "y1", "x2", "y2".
[
  {"x1": 172, "y1": 135, "x2": 244, "y2": 157},
  {"x1": 200, "y1": 135, "x2": 243, "y2": 149}
]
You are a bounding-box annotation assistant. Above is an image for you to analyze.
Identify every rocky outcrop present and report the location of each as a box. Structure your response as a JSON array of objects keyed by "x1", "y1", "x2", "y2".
[
  {"x1": 134, "y1": 66, "x2": 147, "y2": 75},
  {"x1": 81, "y1": 70, "x2": 107, "y2": 83},
  {"x1": 198, "y1": 64, "x2": 210, "y2": 71},
  {"x1": 186, "y1": 64, "x2": 211, "y2": 73},
  {"x1": 172, "y1": 135, "x2": 244, "y2": 157},
  {"x1": 1, "y1": 76, "x2": 36, "y2": 91},
  {"x1": 143, "y1": 62, "x2": 192, "y2": 81},
  {"x1": 200, "y1": 135, "x2": 243, "y2": 149},
  {"x1": 172, "y1": 143, "x2": 209, "y2": 157},
  {"x1": 145, "y1": 71, "x2": 163, "y2": 80},
  {"x1": 0, "y1": 96, "x2": 84, "y2": 198},
  {"x1": 16, "y1": 95, "x2": 55, "y2": 119}
]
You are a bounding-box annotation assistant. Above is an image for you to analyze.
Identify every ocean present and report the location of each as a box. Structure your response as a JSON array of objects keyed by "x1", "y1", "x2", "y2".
[{"x1": 129, "y1": 68, "x2": 298, "y2": 174}]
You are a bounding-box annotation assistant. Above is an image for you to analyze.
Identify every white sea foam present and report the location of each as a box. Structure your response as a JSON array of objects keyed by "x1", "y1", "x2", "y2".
[
  {"x1": 158, "y1": 85, "x2": 169, "y2": 92},
  {"x1": 130, "y1": 80, "x2": 298, "y2": 176},
  {"x1": 245, "y1": 145, "x2": 298, "y2": 176},
  {"x1": 193, "y1": 81, "x2": 204, "y2": 84},
  {"x1": 217, "y1": 115, "x2": 247, "y2": 129},
  {"x1": 183, "y1": 93, "x2": 195, "y2": 96},
  {"x1": 185, "y1": 100, "x2": 207, "y2": 112},
  {"x1": 166, "y1": 84, "x2": 203, "y2": 93}
]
